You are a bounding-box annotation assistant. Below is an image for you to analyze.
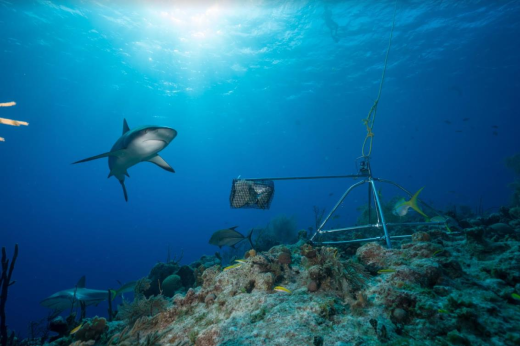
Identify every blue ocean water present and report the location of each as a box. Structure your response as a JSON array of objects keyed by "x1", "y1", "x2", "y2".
[{"x1": 1, "y1": 0, "x2": 519, "y2": 337}]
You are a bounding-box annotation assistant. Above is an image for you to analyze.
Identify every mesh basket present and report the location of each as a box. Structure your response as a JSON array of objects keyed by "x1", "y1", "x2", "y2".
[{"x1": 230, "y1": 179, "x2": 274, "y2": 209}]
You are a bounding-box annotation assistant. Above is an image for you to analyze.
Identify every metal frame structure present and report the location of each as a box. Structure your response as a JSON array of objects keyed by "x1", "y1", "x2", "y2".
[{"x1": 236, "y1": 158, "x2": 443, "y2": 249}]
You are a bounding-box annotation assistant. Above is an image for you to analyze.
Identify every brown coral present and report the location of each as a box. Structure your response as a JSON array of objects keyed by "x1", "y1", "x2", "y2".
[
  {"x1": 277, "y1": 252, "x2": 292, "y2": 265},
  {"x1": 74, "y1": 317, "x2": 107, "y2": 342}
]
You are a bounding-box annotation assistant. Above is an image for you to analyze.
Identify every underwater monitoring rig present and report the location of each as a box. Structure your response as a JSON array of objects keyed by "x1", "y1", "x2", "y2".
[
  {"x1": 228, "y1": 157, "x2": 444, "y2": 249},
  {"x1": 228, "y1": 2, "x2": 447, "y2": 249}
]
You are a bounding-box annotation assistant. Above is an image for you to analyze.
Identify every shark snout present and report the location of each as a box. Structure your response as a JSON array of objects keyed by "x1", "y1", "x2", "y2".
[{"x1": 156, "y1": 127, "x2": 177, "y2": 144}]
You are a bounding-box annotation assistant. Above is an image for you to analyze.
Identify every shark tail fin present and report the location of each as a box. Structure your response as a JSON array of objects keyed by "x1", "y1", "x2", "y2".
[
  {"x1": 246, "y1": 228, "x2": 255, "y2": 250},
  {"x1": 110, "y1": 289, "x2": 118, "y2": 301},
  {"x1": 406, "y1": 187, "x2": 428, "y2": 218},
  {"x1": 119, "y1": 180, "x2": 128, "y2": 202}
]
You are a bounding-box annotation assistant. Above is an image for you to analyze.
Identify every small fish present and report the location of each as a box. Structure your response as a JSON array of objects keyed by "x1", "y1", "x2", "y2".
[
  {"x1": 70, "y1": 324, "x2": 83, "y2": 335},
  {"x1": 329, "y1": 192, "x2": 334, "y2": 197},
  {"x1": 512, "y1": 293, "x2": 520, "y2": 301},
  {"x1": 493, "y1": 131, "x2": 498, "y2": 136},
  {"x1": 455, "y1": 130, "x2": 463, "y2": 133},
  {"x1": 274, "y1": 286, "x2": 291, "y2": 294},
  {"x1": 235, "y1": 259, "x2": 247, "y2": 264},
  {"x1": 444, "y1": 120, "x2": 452, "y2": 125},
  {"x1": 392, "y1": 188, "x2": 428, "y2": 218},
  {"x1": 223, "y1": 263, "x2": 242, "y2": 271},
  {"x1": 492, "y1": 125, "x2": 498, "y2": 129},
  {"x1": 432, "y1": 249, "x2": 444, "y2": 257},
  {"x1": 332, "y1": 214, "x2": 340, "y2": 220},
  {"x1": 109, "y1": 280, "x2": 137, "y2": 301},
  {"x1": 377, "y1": 269, "x2": 396, "y2": 274},
  {"x1": 209, "y1": 227, "x2": 254, "y2": 249},
  {"x1": 437, "y1": 309, "x2": 449, "y2": 314},
  {"x1": 462, "y1": 118, "x2": 470, "y2": 121}
]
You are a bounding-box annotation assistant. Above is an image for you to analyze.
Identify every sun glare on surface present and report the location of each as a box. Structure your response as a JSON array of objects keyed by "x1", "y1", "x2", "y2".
[{"x1": 157, "y1": 4, "x2": 225, "y2": 41}]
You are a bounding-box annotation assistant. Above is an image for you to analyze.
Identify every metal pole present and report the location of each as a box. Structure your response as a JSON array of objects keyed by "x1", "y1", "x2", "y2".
[
  {"x1": 310, "y1": 179, "x2": 368, "y2": 242},
  {"x1": 370, "y1": 178, "x2": 392, "y2": 248},
  {"x1": 367, "y1": 182, "x2": 372, "y2": 224},
  {"x1": 242, "y1": 174, "x2": 367, "y2": 182}
]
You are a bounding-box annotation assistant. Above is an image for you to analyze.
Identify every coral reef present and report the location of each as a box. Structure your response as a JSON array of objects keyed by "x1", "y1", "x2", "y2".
[
  {"x1": 1, "y1": 244, "x2": 18, "y2": 346},
  {"x1": 17, "y1": 208, "x2": 520, "y2": 345},
  {"x1": 74, "y1": 317, "x2": 107, "y2": 342}
]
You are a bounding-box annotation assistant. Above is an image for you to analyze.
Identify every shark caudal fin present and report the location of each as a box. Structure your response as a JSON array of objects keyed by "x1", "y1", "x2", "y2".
[
  {"x1": 72, "y1": 149, "x2": 125, "y2": 164},
  {"x1": 119, "y1": 180, "x2": 128, "y2": 202},
  {"x1": 406, "y1": 187, "x2": 428, "y2": 218}
]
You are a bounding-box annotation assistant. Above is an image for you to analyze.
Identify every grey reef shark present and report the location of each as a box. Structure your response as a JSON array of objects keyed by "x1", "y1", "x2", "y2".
[
  {"x1": 40, "y1": 276, "x2": 109, "y2": 318},
  {"x1": 73, "y1": 119, "x2": 177, "y2": 201}
]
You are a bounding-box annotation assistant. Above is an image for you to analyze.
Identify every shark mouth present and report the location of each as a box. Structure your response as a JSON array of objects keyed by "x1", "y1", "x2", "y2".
[{"x1": 143, "y1": 139, "x2": 167, "y2": 144}]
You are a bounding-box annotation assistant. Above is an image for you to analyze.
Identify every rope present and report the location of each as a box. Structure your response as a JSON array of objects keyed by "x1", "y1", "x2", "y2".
[{"x1": 361, "y1": 1, "x2": 398, "y2": 158}]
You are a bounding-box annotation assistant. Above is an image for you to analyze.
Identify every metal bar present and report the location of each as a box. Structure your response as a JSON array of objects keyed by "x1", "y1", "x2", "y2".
[
  {"x1": 316, "y1": 234, "x2": 412, "y2": 245},
  {"x1": 318, "y1": 221, "x2": 445, "y2": 234},
  {"x1": 310, "y1": 179, "x2": 368, "y2": 242},
  {"x1": 319, "y1": 224, "x2": 381, "y2": 234},
  {"x1": 242, "y1": 174, "x2": 368, "y2": 182},
  {"x1": 385, "y1": 222, "x2": 444, "y2": 226},
  {"x1": 370, "y1": 178, "x2": 392, "y2": 248}
]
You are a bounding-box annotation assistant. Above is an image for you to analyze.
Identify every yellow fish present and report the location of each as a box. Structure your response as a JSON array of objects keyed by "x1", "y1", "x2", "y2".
[
  {"x1": 392, "y1": 187, "x2": 428, "y2": 218},
  {"x1": 70, "y1": 324, "x2": 83, "y2": 335},
  {"x1": 223, "y1": 263, "x2": 242, "y2": 271},
  {"x1": 235, "y1": 259, "x2": 247, "y2": 264},
  {"x1": 274, "y1": 286, "x2": 291, "y2": 294},
  {"x1": 512, "y1": 293, "x2": 520, "y2": 301},
  {"x1": 437, "y1": 309, "x2": 449, "y2": 314},
  {"x1": 377, "y1": 269, "x2": 396, "y2": 274}
]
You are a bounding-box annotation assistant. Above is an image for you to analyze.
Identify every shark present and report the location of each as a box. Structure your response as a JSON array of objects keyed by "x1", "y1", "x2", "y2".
[
  {"x1": 40, "y1": 276, "x2": 109, "y2": 318},
  {"x1": 73, "y1": 119, "x2": 177, "y2": 201}
]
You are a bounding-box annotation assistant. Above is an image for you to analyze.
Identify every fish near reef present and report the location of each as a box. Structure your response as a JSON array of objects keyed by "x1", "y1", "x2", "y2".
[
  {"x1": 73, "y1": 119, "x2": 177, "y2": 201},
  {"x1": 223, "y1": 263, "x2": 242, "y2": 271},
  {"x1": 274, "y1": 286, "x2": 291, "y2": 294},
  {"x1": 209, "y1": 227, "x2": 254, "y2": 249},
  {"x1": 392, "y1": 187, "x2": 428, "y2": 218},
  {"x1": 109, "y1": 280, "x2": 137, "y2": 301}
]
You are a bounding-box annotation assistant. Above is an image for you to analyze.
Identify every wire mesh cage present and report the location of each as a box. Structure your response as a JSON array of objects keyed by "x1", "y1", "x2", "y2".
[{"x1": 229, "y1": 179, "x2": 275, "y2": 209}]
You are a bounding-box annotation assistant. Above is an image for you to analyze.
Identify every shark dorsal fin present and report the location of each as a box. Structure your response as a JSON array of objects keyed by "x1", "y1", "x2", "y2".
[
  {"x1": 76, "y1": 276, "x2": 86, "y2": 289},
  {"x1": 123, "y1": 119, "x2": 130, "y2": 135}
]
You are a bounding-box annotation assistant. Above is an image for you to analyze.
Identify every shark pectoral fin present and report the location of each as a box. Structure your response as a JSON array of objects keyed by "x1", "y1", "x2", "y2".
[
  {"x1": 146, "y1": 155, "x2": 175, "y2": 173},
  {"x1": 123, "y1": 119, "x2": 130, "y2": 135},
  {"x1": 73, "y1": 149, "x2": 126, "y2": 164},
  {"x1": 119, "y1": 180, "x2": 128, "y2": 202}
]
